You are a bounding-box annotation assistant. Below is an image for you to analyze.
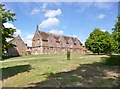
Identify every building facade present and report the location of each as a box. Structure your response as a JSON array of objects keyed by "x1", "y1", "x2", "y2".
[
  {"x1": 7, "y1": 25, "x2": 87, "y2": 56},
  {"x1": 7, "y1": 35, "x2": 28, "y2": 57},
  {"x1": 31, "y1": 25, "x2": 85, "y2": 55}
]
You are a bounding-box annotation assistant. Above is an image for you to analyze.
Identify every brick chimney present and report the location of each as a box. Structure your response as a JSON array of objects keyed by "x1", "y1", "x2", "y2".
[{"x1": 36, "y1": 24, "x2": 39, "y2": 31}]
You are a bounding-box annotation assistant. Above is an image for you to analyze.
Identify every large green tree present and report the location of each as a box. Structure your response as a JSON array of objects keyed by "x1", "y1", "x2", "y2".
[
  {"x1": 0, "y1": 4, "x2": 16, "y2": 59},
  {"x1": 85, "y1": 28, "x2": 115, "y2": 54},
  {"x1": 112, "y1": 16, "x2": 120, "y2": 53}
]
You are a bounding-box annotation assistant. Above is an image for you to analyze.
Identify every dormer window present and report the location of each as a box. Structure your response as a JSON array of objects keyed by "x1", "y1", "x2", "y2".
[
  {"x1": 74, "y1": 43, "x2": 76, "y2": 45},
  {"x1": 42, "y1": 39, "x2": 48, "y2": 42},
  {"x1": 56, "y1": 41, "x2": 60, "y2": 43},
  {"x1": 66, "y1": 42, "x2": 69, "y2": 44}
]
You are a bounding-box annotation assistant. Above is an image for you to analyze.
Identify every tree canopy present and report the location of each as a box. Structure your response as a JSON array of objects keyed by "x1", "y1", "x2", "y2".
[
  {"x1": 85, "y1": 28, "x2": 115, "y2": 54},
  {"x1": 0, "y1": 4, "x2": 16, "y2": 59},
  {"x1": 112, "y1": 16, "x2": 120, "y2": 53}
]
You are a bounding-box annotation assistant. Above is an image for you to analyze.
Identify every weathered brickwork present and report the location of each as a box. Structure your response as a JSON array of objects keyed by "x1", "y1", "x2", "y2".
[
  {"x1": 7, "y1": 35, "x2": 28, "y2": 56},
  {"x1": 7, "y1": 25, "x2": 87, "y2": 56},
  {"x1": 31, "y1": 25, "x2": 86, "y2": 55}
]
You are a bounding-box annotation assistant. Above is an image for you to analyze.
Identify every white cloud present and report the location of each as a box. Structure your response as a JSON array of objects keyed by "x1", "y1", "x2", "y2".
[
  {"x1": 22, "y1": 34, "x2": 34, "y2": 47},
  {"x1": 44, "y1": 8, "x2": 62, "y2": 17},
  {"x1": 3, "y1": 22, "x2": 22, "y2": 37},
  {"x1": 101, "y1": 29, "x2": 108, "y2": 32},
  {"x1": 39, "y1": 17, "x2": 59, "y2": 28},
  {"x1": 14, "y1": 29, "x2": 21, "y2": 36},
  {"x1": 31, "y1": 8, "x2": 40, "y2": 15},
  {"x1": 26, "y1": 34, "x2": 34, "y2": 40},
  {"x1": 97, "y1": 14, "x2": 106, "y2": 19},
  {"x1": 49, "y1": 29, "x2": 64, "y2": 35},
  {"x1": 3, "y1": 22, "x2": 16, "y2": 29},
  {"x1": 77, "y1": 2, "x2": 112, "y2": 13},
  {"x1": 72, "y1": 35, "x2": 77, "y2": 38},
  {"x1": 6, "y1": 38, "x2": 12, "y2": 42},
  {"x1": 101, "y1": 29, "x2": 106, "y2": 32},
  {"x1": 6, "y1": 29, "x2": 22, "y2": 42},
  {"x1": 3, "y1": 23, "x2": 33, "y2": 46},
  {"x1": 94, "y1": 2, "x2": 112, "y2": 10}
]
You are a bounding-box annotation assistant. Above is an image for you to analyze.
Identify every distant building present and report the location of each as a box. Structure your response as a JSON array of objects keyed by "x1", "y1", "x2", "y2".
[
  {"x1": 32, "y1": 25, "x2": 85, "y2": 54},
  {"x1": 7, "y1": 35, "x2": 28, "y2": 57},
  {"x1": 7, "y1": 25, "x2": 87, "y2": 56}
]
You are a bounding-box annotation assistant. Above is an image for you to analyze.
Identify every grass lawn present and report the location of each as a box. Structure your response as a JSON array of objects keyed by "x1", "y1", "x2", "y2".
[{"x1": 1, "y1": 53, "x2": 119, "y2": 88}]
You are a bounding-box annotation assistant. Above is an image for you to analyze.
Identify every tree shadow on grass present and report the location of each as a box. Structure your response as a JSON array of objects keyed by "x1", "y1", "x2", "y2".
[
  {"x1": 85, "y1": 53, "x2": 106, "y2": 55},
  {"x1": 1, "y1": 64, "x2": 32, "y2": 80},
  {"x1": 101, "y1": 55, "x2": 120, "y2": 66},
  {"x1": 27, "y1": 63, "x2": 119, "y2": 88}
]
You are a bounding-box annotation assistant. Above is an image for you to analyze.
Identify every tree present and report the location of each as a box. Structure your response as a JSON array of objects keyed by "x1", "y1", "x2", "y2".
[
  {"x1": 85, "y1": 28, "x2": 115, "y2": 55},
  {"x1": 67, "y1": 50, "x2": 70, "y2": 60},
  {"x1": 0, "y1": 4, "x2": 16, "y2": 59},
  {"x1": 112, "y1": 16, "x2": 120, "y2": 53}
]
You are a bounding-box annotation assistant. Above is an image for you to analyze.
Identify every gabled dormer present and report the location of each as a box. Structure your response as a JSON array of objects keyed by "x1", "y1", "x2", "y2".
[
  {"x1": 68, "y1": 37, "x2": 74, "y2": 48},
  {"x1": 32, "y1": 24, "x2": 41, "y2": 47},
  {"x1": 48, "y1": 33, "x2": 56, "y2": 47},
  {"x1": 59, "y1": 36, "x2": 66, "y2": 48}
]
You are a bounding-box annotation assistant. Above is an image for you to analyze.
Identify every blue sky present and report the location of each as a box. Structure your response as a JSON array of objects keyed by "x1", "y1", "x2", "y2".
[{"x1": 2, "y1": 2, "x2": 118, "y2": 46}]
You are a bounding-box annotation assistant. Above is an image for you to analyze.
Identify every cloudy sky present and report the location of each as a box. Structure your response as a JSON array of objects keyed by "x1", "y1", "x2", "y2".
[{"x1": 2, "y1": 2, "x2": 118, "y2": 46}]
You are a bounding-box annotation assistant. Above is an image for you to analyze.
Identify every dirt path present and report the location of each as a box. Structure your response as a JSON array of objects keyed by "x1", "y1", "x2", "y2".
[
  {"x1": 0, "y1": 56, "x2": 63, "y2": 63},
  {"x1": 1, "y1": 55, "x2": 107, "y2": 63}
]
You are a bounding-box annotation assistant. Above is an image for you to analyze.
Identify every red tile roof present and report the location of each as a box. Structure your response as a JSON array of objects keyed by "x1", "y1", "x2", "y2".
[
  {"x1": 63, "y1": 36, "x2": 70, "y2": 42},
  {"x1": 39, "y1": 31, "x2": 49, "y2": 40},
  {"x1": 38, "y1": 30, "x2": 82, "y2": 45}
]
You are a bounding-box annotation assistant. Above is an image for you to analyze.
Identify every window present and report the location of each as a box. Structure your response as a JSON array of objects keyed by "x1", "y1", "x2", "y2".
[
  {"x1": 66, "y1": 42, "x2": 69, "y2": 44},
  {"x1": 42, "y1": 39, "x2": 48, "y2": 42},
  {"x1": 56, "y1": 41, "x2": 60, "y2": 43},
  {"x1": 74, "y1": 43, "x2": 76, "y2": 45}
]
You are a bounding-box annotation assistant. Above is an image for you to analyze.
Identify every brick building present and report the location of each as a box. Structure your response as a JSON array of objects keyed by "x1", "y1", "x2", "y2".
[
  {"x1": 7, "y1": 25, "x2": 87, "y2": 56},
  {"x1": 7, "y1": 35, "x2": 28, "y2": 57},
  {"x1": 31, "y1": 25, "x2": 85, "y2": 55}
]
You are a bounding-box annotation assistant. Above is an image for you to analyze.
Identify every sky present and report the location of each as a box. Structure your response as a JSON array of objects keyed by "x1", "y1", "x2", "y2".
[{"x1": 2, "y1": 2, "x2": 118, "y2": 46}]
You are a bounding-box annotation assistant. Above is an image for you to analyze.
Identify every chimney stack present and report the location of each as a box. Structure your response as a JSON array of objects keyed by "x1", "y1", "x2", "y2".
[{"x1": 36, "y1": 24, "x2": 38, "y2": 30}]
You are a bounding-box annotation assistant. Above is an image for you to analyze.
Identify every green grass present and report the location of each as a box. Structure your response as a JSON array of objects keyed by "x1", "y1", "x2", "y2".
[{"x1": 1, "y1": 53, "x2": 119, "y2": 87}]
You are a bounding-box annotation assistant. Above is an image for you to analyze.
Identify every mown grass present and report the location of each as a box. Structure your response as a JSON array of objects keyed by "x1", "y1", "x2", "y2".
[
  {"x1": 6, "y1": 54, "x2": 65, "y2": 60},
  {"x1": 1, "y1": 53, "x2": 119, "y2": 87}
]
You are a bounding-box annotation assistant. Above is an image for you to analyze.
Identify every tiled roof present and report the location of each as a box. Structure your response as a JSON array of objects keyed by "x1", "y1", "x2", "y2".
[
  {"x1": 39, "y1": 31, "x2": 49, "y2": 40},
  {"x1": 71, "y1": 37, "x2": 77, "y2": 42},
  {"x1": 54, "y1": 35, "x2": 60, "y2": 41},
  {"x1": 38, "y1": 30, "x2": 82, "y2": 45},
  {"x1": 63, "y1": 36, "x2": 70, "y2": 42}
]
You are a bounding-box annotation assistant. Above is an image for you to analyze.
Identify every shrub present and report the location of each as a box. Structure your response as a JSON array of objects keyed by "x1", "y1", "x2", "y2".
[{"x1": 67, "y1": 50, "x2": 70, "y2": 60}]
